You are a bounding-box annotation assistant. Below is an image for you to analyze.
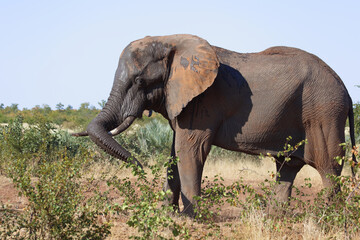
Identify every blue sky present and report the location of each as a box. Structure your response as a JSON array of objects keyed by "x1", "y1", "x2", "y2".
[{"x1": 1, "y1": 1, "x2": 359, "y2": 109}]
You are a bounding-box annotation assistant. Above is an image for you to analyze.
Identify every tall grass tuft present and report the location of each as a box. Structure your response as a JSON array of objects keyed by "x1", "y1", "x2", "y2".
[{"x1": 136, "y1": 119, "x2": 172, "y2": 157}]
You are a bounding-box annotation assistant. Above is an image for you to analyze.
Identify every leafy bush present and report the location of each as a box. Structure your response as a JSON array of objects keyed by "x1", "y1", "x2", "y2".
[
  {"x1": 108, "y1": 159, "x2": 190, "y2": 240},
  {"x1": 0, "y1": 116, "x2": 90, "y2": 168},
  {"x1": 0, "y1": 116, "x2": 111, "y2": 239}
]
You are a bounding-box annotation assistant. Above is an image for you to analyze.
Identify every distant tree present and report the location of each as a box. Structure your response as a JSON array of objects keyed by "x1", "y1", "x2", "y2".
[
  {"x1": 10, "y1": 103, "x2": 19, "y2": 112},
  {"x1": 79, "y1": 102, "x2": 90, "y2": 111},
  {"x1": 42, "y1": 104, "x2": 51, "y2": 113},
  {"x1": 0, "y1": 103, "x2": 4, "y2": 109},
  {"x1": 66, "y1": 105, "x2": 73, "y2": 110},
  {"x1": 98, "y1": 100, "x2": 106, "y2": 109},
  {"x1": 56, "y1": 102, "x2": 65, "y2": 111}
]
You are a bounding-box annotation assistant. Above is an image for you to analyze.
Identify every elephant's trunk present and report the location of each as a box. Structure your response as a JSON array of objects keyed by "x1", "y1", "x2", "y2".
[
  {"x1": 86, "y1": 115, "x2": 142, "y2": 168},
  {"x1": 73, "y1": 62, "x2": 144, "y2": 167}
]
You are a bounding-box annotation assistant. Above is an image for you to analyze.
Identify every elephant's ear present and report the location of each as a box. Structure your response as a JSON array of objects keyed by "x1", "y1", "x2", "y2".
[{"x1": 164, "y1": 35, "x2": 219, "y2": 120}]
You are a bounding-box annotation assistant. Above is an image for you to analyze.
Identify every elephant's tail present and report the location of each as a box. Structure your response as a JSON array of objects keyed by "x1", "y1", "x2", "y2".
[{"x1": 348, "y1": 97, "x2": 358, "y2": 177}]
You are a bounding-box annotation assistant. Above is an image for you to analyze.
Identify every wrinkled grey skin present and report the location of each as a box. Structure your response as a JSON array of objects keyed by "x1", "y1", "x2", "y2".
[{"x1": 74, "y1": 34, "x2": 356, "y2": 217}]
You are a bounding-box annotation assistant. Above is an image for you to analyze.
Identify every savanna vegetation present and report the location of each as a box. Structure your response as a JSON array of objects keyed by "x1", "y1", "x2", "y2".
[{"x1": 0, "y1": 102, "x2": 359, "y2": 239}]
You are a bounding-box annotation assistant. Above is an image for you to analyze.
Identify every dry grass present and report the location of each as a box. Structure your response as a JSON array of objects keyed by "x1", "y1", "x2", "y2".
[
  {"x1": 205, "y1": 157, "x2": 275, "y2": 179},
  {"x1": 204, "y1": 156, "x2": 324, "y2": 189}
]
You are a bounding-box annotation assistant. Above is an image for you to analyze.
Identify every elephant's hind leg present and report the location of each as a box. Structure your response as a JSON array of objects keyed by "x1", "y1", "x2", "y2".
[
  {"x1": 274, "y1": 157, "x2": 304, "y2": 203},
  {"x1": 305, "y1": 122, "x2": 345, "y2": 193},
  {"x1": 267, "y1": 157, "x2": 304, "y2": 214}
]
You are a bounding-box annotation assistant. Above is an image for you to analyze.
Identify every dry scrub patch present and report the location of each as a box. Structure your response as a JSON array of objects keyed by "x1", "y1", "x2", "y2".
[{"x1": 1, "y1": 156, "x2": 358, "y2": 239}]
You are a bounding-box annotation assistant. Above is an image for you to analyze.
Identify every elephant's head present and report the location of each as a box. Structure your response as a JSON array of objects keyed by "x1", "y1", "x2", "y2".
[{"x1": 74, "y1": 34, "x2": 219, "y2": 166}]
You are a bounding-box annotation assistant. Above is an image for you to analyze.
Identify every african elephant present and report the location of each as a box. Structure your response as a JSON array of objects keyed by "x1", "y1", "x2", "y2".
[{"x1": 73, "y1": 34, "x2": 356, "y2": 216}]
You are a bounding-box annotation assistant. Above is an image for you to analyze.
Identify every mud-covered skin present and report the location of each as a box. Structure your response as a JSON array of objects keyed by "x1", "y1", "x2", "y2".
[{"x1": 79, "y1": 34, "x2": 355, "y2": 217}]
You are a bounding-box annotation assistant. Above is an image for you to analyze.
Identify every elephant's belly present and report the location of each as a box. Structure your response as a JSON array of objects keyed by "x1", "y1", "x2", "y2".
[{"x1": 213, "y1": 118, "x2": 305, "y2": 157}]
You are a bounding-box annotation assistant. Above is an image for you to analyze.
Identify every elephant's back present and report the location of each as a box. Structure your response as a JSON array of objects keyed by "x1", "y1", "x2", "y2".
[{"x1": 213, "y1": 45, "x2": 351, "y2": 112}]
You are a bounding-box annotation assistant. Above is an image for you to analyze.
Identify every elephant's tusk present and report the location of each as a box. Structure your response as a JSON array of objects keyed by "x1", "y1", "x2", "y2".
[{"x1": 108, "y1": 116, "x2": 136, "y2": 136}]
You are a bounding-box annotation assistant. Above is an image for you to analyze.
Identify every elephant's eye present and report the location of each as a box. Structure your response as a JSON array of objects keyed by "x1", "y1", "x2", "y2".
[{"x1": 134, "y1": 76, "x2": 144, "y2": 86}]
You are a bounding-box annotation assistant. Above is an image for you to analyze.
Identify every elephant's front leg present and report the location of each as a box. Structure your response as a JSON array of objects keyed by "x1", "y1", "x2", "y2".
[
  {"x1": 163, "y1": 133, "x2": 181, "y2": 212},
  {"x1": 174, "y1": 128, "x2": 213, "y2": 217}
]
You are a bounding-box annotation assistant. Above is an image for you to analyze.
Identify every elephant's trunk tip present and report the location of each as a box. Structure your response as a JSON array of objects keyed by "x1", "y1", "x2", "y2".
[{"x1": 71, "y1": 131, "x2": 89, "y2": 137}]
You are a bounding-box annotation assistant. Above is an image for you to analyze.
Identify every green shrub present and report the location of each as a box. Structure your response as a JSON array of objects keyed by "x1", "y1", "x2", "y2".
[
  {"x1": 0, "y1": 116, "x2": 111, "y2": 239},
  {"x1": 108, "y1": 159, "x2": 190, "y2": 240}
]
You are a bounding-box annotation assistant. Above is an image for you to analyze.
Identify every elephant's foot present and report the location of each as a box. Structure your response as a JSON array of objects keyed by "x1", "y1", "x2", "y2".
[
  {"x1": 163, "y1": 182, "x2": 180, "y2": 213},
  {"x1": 266, "y1": 181, "x2": 293, "y2": 215},
  {"x1": 319, "y1": 170, "x2": 342, "y2": 198},
  {"x1": 180, "y1": 193, "x2": 196, "y2": 218},
  {"x1": 267, "y1": 158, "x2": 304, "y2": 215},
  {"x1": 166, "y1": 200, "x2": 180, "y2": 213},
  {"x1": 162, "y1": 198, "x2": 180, "y2": 213}
]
